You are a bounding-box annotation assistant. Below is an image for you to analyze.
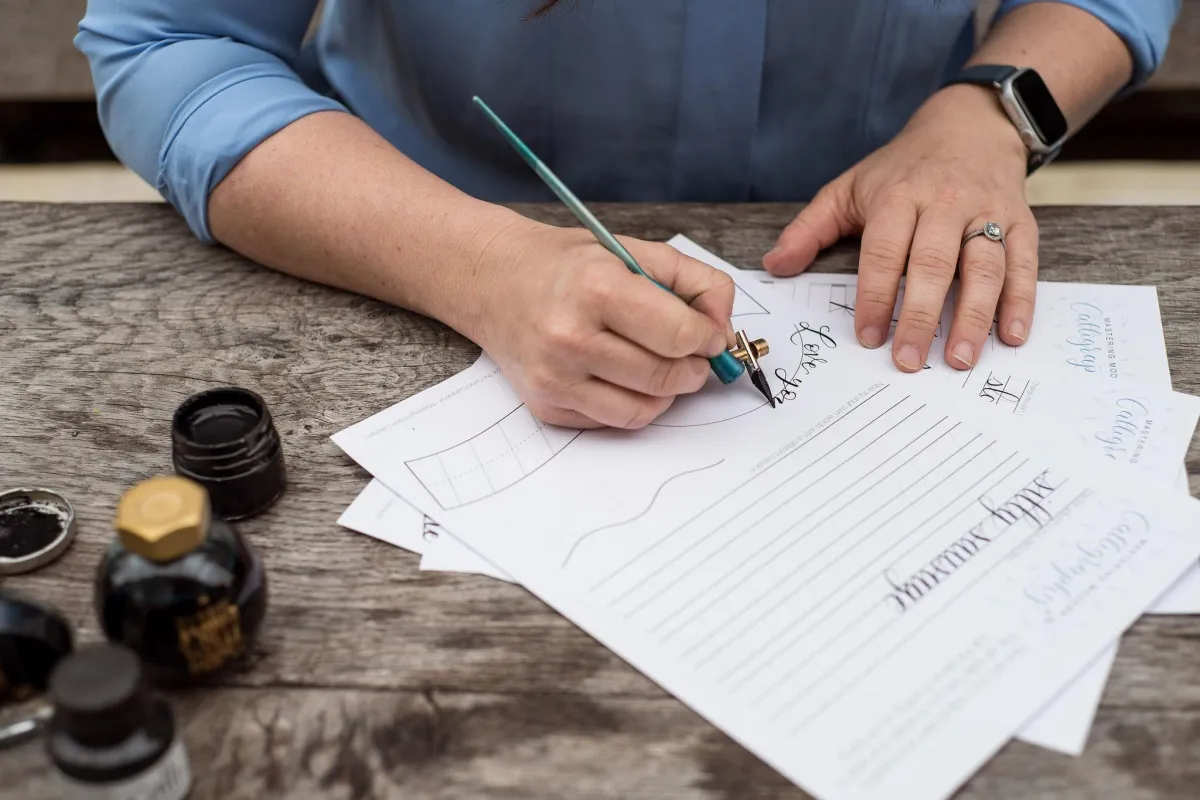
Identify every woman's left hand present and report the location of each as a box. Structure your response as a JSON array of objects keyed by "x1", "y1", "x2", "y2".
[{"x1": 763, "y1": 84, "x2": 1039, "y2": 373}]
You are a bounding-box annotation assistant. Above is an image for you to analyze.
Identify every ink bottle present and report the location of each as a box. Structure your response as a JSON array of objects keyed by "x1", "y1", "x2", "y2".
[
  {"x1": 171, "y1": 387, "x2": 286, "y2": 521},
  {"x1": 0, "y1": 590, "x2": 73, "y2": 705},
  {"x1": 45, "y1": 643, "x2": 191, "y2": 799},
  {"x1": 95, "y1": 475, "x2": 267, "y2": 684}
]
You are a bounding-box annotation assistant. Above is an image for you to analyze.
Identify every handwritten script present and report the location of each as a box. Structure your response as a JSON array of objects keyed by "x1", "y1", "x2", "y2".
[
  {"x1": 1094, "y1": 397, "x2": 1150, "y2": 460},
  {"x1": 1064, "y1": 301, "x2": 1116, "y2": 376},
  {"x1": 774, "y1": 322, "x2": 837, "y2": 406},
  {"x1": 883, "y1": 469, "x2": 1065, "y2": 613}
]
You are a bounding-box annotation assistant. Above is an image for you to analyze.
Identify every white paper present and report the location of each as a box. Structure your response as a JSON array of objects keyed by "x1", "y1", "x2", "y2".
[
  {"x1": 341, "y1": 240, "x2": 1196, "y2": 757},
  {"x1": 337, "y1": 477, "x2": 427, "y2": 553},
  {"x1": 334, "y1": 245, "x2": 1200, "y2": 800},
  {"x1": 1146, "y1": 466, "x2": 1200, "y2": 612},
  {"x1": 757, "y1": 268, "x2": 1187, "y2": 756},
  {"x1": 758, "y1": 273, "x2": 1171, "y2": 397}
]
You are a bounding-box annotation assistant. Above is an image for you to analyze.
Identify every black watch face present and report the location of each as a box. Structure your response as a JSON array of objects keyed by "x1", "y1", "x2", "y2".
[{"x1": 1013, "y1": 70, "x2": 1067, "y2": 145}]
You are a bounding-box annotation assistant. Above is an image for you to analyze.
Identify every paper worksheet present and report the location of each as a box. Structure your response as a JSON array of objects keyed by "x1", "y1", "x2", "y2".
[
  {"x1": 338, "y1": 238, "x2": 1198, "y2": 757},
  {"x1": 334, "y1": 254, "x2": 1200, "y2": 800},
  {"x1": 755, "y1": 266, "x2": 1192, "y2": 755},
  {"x1": 763, "y1": 269, "x2": 1200, "y2": 614}
]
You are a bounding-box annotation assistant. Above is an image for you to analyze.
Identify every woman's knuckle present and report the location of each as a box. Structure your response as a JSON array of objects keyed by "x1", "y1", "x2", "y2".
[
  {"x1": 861, "y1": 238, "x2": 908, "y2": 268},
  {"x1": 648, "y1": 358, "x2": 678, "y2": 396},
  {"x1": 965, "y1": 250, "x2": 1004, "y2": 283},
  {"x1": 903, "y1": 305, "x2": 941, "y2": 332},
  {"x1": 910, "y1": 245, "x2": 957, "y2": 274},
  {"x1": 959, "y1": 305, "x2": 995, "y2": 332}
]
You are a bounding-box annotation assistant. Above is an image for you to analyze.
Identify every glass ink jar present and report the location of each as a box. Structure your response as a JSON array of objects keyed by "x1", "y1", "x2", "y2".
[
  {"x1": 171, "y1": 387, "x2": 286, "y2": 521},
  {"x1": 0, "y1": 590, "x2": 73, "y2": 705},
  {"x1": 45, "y1": 643, "x2": 191, "y2": 799},
  {"x1": 95, "y1": 475, "x2": 267, "y2": 684}
]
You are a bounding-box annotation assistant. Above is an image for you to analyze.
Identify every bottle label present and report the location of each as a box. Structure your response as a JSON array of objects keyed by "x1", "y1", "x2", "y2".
[
  {"x1": 175, "y1": 596, "x2": 244, "y2": 674},
  {"x1": 56, "y1": 738, "x2": 192, "y2": 800}
]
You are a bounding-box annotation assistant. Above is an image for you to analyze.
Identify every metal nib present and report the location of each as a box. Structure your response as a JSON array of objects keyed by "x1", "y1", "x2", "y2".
[{"x1": 749, "y1": 368, "x2": 775, "y2": 408}]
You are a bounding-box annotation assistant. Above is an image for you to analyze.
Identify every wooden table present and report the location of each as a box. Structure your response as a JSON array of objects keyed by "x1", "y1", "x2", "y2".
[{"x1": 2, "y1": 201, "x2": 1199, "y2": 799}]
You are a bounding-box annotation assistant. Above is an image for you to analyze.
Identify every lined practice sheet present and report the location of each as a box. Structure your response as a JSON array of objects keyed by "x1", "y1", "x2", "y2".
[{"x1": 334, "y1": 258, "x2": 1200, "y2": 800}]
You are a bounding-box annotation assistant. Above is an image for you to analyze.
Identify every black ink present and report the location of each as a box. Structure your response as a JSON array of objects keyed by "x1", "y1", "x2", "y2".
[
  {"x1": 790, "y1": 322, "x2": 838, "y2": 349},
  {"x1": 978, "y1": 373, "x2": 1022, "y2": 404},
  {"x1": 422, "y1": 516, "x2": 443, "y2": 542}
]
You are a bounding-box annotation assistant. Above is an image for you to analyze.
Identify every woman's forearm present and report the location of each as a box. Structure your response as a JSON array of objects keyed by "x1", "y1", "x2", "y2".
[
  {"x1": 207, "y1": 110, "x2": 528, "y2": 339},
  {"x1": 968, "y1": 2, "x2": 1136, "y2": 134}
]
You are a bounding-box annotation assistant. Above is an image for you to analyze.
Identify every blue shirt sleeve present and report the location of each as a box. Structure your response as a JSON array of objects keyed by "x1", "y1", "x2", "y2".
[
  {"x1": 995, "y1": 0, "x2": 1181, "y2": 88},
  {"x1": 75, "y1": 2, "x2": 349, "y2": 244}
]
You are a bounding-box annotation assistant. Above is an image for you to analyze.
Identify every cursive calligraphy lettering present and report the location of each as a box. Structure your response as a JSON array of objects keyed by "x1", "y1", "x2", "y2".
[
  {"x1": 978, "y1": 469, "x2": 1063, "y2": 529},
  {"x1": 884, "y1": 528, "x2": 993, "y2": 612},
  {"x1": 1065, "y1": 301, "x2": 1103, "y2": 373},
  {"x1": 884, "y1": 468, "x2": 1065, "y2": 613},
  {"x1": 422, "y1": 515, "x2": 443, "y2": 542},
  {"x1": 1094, "y1": 397, "x2": 1148, "y2": 459},
  {"x1": 1024, "y1": 511, "x2": 1149, "y2": 610},
  {"x1": 978, "y1": 372, "x2": 1021, "y2": 404}
]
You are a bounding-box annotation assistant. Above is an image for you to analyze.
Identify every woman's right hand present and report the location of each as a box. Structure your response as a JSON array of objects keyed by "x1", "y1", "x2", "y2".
[{"x1": 459, "y1": 219, "x2": 737, "y2": 430}]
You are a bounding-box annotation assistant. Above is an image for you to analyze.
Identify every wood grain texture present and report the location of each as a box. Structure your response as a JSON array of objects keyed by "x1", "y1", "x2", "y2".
[{"x1": 1, "y1": 201, "x2": 1198, "y2": 798}]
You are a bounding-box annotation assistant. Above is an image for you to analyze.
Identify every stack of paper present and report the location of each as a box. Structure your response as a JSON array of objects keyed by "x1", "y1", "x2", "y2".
[{"x1": 332, "y1": 236, "x2": 1200, "y2": 800}]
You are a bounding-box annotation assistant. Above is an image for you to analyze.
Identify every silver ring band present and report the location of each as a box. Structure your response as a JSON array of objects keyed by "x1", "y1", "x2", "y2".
[{"x1": 962, "y1": 221, "x2": 1006, "y2": 251}]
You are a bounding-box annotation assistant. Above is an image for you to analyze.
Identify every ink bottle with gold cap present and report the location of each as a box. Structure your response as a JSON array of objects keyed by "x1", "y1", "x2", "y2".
[{"x1": 95, "y1": 476, "x2": 267, "y2": 684}]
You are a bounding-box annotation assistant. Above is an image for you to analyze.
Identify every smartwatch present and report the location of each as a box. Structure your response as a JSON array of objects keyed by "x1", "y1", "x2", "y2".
[{"x1": 942, "y1": 65, "x2": 1068, "y2": 175}]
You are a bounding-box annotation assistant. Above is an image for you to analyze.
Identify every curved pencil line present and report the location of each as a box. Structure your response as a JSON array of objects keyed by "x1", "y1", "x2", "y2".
[{"x1": 561, "y1": 458, "x2": 725, "y2": 568}]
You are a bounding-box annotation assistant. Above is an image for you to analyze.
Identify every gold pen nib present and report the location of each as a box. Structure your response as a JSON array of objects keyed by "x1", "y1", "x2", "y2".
[{"x1": 731, "y1": 330, "x2": 775, "y2": 408}]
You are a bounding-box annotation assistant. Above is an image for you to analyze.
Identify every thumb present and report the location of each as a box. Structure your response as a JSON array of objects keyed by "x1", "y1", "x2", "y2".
[{"x1": 763, "y1": 175, "x2": 858, "y2": 276}]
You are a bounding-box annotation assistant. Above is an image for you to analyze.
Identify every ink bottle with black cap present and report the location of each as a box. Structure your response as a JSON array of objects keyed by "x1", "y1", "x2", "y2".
[
  {"x1": 95, "y1": 475, "x2": 267, "y2": 684},
  {"x1": 45, "y1": 642, "x2": 191, "y2": 799}
]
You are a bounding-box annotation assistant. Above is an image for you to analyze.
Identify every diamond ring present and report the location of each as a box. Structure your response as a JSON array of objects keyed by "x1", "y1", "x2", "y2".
[{"x1": 962, "y1": 221, "x2": 1006, "y2": 250}]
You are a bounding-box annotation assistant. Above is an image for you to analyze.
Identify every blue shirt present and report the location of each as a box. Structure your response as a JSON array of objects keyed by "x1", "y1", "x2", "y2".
[{"x1": 75, "y1": 1, "x2": 1178, "y2": 245}]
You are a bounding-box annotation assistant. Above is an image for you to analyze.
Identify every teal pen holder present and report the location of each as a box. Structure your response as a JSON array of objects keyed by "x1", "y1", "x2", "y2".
[{"x1": 710, "y1": 350, "x2": 745, "y2": 384}]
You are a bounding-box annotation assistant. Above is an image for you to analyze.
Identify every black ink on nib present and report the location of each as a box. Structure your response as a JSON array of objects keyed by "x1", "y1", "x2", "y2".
[{"x1": 750, "y1": 369, "x2": 775, "y2": 408}]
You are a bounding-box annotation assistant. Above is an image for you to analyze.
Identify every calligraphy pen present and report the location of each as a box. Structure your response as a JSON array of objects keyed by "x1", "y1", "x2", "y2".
[{"x1": 472, "y1": 96, "x2": 775, "y2": 407}]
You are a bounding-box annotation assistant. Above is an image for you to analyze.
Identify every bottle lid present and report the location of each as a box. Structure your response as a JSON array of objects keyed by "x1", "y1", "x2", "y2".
[
  {"x1": 48, "y1": 644, "x2": 147, "y2": 746},
  {"x1": 0, "y1": 488, "x2": 77, "y2": 575},
  {"x1": 0, "y1": 590, "x2": 73, "y2": 703},
  {"x1": 115, "y1": 477, "x2": 210, "y2": 562},
  {"x1": 171, "y1": 387, "x2": 286, "y2": 520}
]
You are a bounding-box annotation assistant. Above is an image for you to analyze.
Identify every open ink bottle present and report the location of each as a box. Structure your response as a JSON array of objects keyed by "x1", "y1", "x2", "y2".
[{"x1": 95, "y1": 476, "x2": 267, "y2": 684}]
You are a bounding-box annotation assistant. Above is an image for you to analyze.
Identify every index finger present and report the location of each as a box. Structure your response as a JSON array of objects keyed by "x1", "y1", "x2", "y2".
[
  {"x1": 599, "y1": 262, "x2": 729, "y2": 359},
  {"x1": 624, "y1": 239, "x2": 737, "y2": 344}
]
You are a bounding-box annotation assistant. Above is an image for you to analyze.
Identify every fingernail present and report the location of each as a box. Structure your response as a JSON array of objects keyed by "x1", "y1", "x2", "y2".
[
  {"x1": 709, "y1": 330, "x2": 727, "y2": 355},
  {"x1": 762, "y1": 247, "x2": 782, "y2": 266},
  {"x1": 949, "y1": 342, "x2": 974, "y2": 368},
  {"x1": 858, "y1": 326, "x2": 883, "y2": 348},
  {"x1": 896, "y1": 344, "x2": 921, "y2": 371},
  {"x1": 1007, "y1": 320, "x2": 1027, "y2": 343}
]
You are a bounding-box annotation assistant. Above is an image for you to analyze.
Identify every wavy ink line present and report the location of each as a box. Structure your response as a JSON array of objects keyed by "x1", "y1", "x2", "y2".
[{"x1": 561, "y1": 458, "x2": 726, "y2": 568}]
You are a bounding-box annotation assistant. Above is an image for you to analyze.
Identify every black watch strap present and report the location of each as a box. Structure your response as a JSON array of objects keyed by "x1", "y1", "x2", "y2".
[
  {"x1": 942, "y1": 64, "x2": 1061, "y2": 176},
  {"x1": 946, "y1": 64, "x2": 1019, "y2": 89}
]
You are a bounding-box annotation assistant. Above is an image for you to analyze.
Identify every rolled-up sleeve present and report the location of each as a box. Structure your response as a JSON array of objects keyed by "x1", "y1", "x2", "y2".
[
  {"x1": 995, "y1": 0, "x2": 1181, "y2": 88},
  {"x1": 75, "y1": 3, "x2": 349, "y2": 243}
]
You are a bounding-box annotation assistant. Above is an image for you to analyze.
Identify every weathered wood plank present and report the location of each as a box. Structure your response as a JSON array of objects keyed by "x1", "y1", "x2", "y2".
[
  {"x1": 4, "y1": 687, "x2": 1200, "y2": 800},
  {"x1": 1, "y1": 201, "x2": 1199, "y2": 798}
]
